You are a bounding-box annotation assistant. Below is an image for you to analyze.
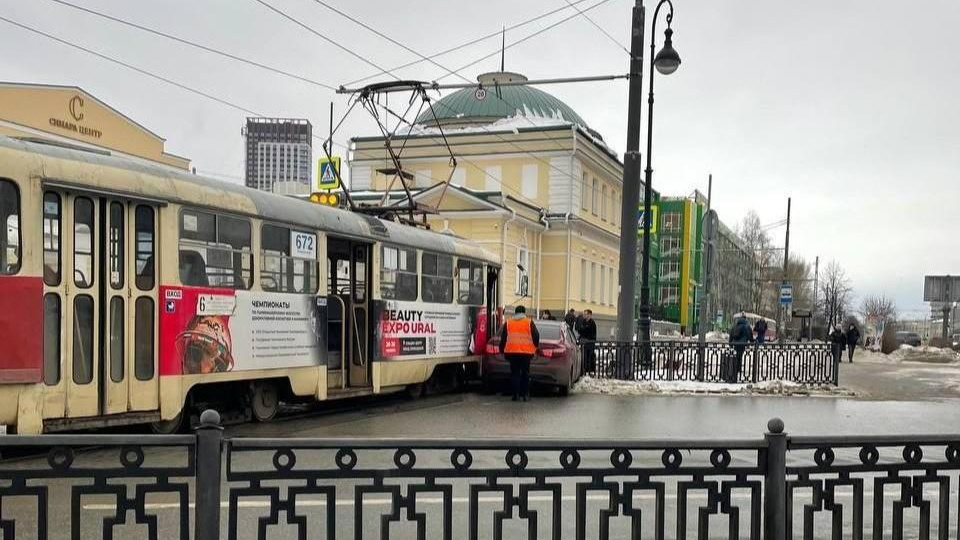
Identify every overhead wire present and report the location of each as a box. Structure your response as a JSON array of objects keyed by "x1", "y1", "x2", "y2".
[
  {"x1": 250, "y1": 0, "x2": 399, "y2": 79},
  {"x1": 45, "y1": 0, "x2": 338, "y2": 91},
  {"x1": 341, "y1": 0, "x2": 596, "y2": 87},
  {"x1": 9, "y1": 1, "x2": 623, "y2": 213},
  {"x1": 300, "y1": 0, "x2": 623, "y2": 208},
  {"x1": 563, "y1": 0, "x2": 630, "y2": 55},
  {"x1": 0, "y1": 14, "x2": 383, "y2": 176}
]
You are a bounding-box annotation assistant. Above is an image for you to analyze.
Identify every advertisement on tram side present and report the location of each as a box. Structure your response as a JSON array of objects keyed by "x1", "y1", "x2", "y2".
[
  {"x1": 373, "y1": 300, "x2": 487, "y2": 360},
  {"x1": 159, "y1": 286, "x2": 326, "y2": 375}
]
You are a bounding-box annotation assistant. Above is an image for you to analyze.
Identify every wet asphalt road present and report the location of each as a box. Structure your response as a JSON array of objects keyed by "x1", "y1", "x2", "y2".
[{"x1": 9, "y1": 357, "x2": 960, "y2": 538}]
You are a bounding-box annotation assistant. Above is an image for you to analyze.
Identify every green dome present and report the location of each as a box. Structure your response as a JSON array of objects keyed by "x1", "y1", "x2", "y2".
[{"x1": 416, "y1": 71, "x2": 593, "y2": 134}]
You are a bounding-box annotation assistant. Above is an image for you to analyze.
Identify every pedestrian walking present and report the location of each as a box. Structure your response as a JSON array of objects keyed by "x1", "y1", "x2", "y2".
[
  {"x1": 564, "y1": 309, "x2": 577, "y2": 333},
  {"x1": 498, "y1": 306, "x2": 540, "y2": 402},
  {"x1": 579, "y1": 309, "x2": 598, "y2": 373},
  {"x1": 845, "y1": 323, "x2": 861, "y2": 363},
  {"x1": 830, "y1": 326, "x2": 845, "y2": 365},
  {"x1": 753, "y1": 318, "x2": 768, "y2": 345},
  {"x1": 727, "y1": 316, "x2": 753, "y2": 383}
]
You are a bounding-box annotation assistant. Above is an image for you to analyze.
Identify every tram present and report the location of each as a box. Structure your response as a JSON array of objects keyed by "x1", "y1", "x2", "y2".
[{"x1": 0, "y1": 136, "x2": 501, "y2": 434}]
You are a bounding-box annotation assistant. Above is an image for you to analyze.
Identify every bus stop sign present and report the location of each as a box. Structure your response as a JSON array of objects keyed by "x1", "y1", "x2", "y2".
[{"x1": 779, "y1": 283, "x2": 793, "y2": 304}]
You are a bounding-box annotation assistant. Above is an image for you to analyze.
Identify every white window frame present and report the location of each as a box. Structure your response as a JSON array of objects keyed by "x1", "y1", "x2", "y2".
[
  {"x1": 601, "y1": 185, "x2": 607, "y2": 221},
  {"x1": 521, "y1": 164, "x2": 538, "y2": 199},
  {"x1": 580, "y1": 258, "x2": 586, "y2": 301},
  {"x1": 581, "y1": 173, "x2": 590, "y2": 211},
  {"x1": 484, "y1": 166, "x2": 502, "y2": 191}
]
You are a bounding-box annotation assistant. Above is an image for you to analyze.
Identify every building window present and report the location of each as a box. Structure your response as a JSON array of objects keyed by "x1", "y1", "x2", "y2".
[
  {"x1": 579, "y1": 258, "x2": 586, "y2": 301},
  {"x1": 580, "y1": 173, "x2": 589, "y2": 211},
  {"x1": 660, "y1": 285, "x2": 680, "y2": 305},
  {"x1": 662, "y1": 211, "x2": 682, "y2": 232},
  {"x1": 421, "y1": 252, "x2": 453, "y2": 303},
  {"x1": 42, "y1": 191, "x2": 61, "y2": 286},
  {"x1": 515, "y1": 247, "x2": 530, "y2": 296},
  {"x1": 415, "y1": 170, "x2": 432, "y2": 188},
  {"x1": 601, "y1": 185, "x2": 608, "y2": 221},
  {"x1": 608, "y1": 267, "x2": 615, "y2": 306},
  {"x1": 591, "y1": 178, "x2": 599, "y2": 215},
  {"x1": 590, "y1": 261, "x2": 598, "y2": 303},
  {"x1": 484, "y1": 166, "x2": 502, "y2": 191},
  {"x1": 457, "y1": 259, "x2": 484, "y2": 305},
  {"x1": 660, "y1": 260, "x2": 681, "y2": 281},
  {"x1": 521, "y1": 164, "x2": 538, "y2": 199},
  {"x1": 599, "y1": 265, "x2": 606, "y2": 305},
  {"x1": 661, "y1": 236, "x2": 681, "y2": 256},
  {"x1": 381, "y1": 245, "x2": 418, "y2": 301},
  {"x1": 179, "y1": 209, "x2": 253, "y2": 289},
  {"x1": 261, "y1": 224, "x2": 319, "y2": 294},
  {"x1": 0, "y1": 179, "x2": 20, "y2": 275}
]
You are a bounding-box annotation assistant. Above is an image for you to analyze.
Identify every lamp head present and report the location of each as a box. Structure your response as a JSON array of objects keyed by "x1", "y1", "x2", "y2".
[{"x1": 654, "y1": 27, "x2": 681, "y2": 75}]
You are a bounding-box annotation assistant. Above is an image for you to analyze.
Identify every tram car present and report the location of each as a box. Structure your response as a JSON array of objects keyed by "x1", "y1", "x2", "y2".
[
  {"x1": 0, "y1": 136, "x2": 501, "y2": 434},
  {"x1": 734, "y1": 311, "x2": 777, "y2": 342}
]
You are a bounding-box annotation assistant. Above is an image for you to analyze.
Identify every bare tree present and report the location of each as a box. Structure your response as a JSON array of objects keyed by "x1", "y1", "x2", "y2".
[
  {"x1": 819, "y1": 260, "x2": 853, "y2": 330},
  {"x1": 860, "y1": 294, "x2": 898, "y2": 324},
  {"x1": 737, "y1": 211, "x2": 776, "y2": 317}
]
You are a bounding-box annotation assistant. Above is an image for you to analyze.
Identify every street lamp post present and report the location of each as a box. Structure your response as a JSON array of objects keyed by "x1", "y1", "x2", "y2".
[{"x1": 637, "y1": 0, "x2": 681, "y2": 352}]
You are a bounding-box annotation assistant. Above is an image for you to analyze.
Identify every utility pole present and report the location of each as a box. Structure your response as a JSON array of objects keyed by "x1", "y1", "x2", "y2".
[
  {"x1": 776, "y1": 197, "x2": 791, "y2": 344},
  {"x1": 615, "y1": 0, "x2": 646, "y2": 343},
  {"x1": 810, "y1": 255, "x2": 819, "y2": 340},
  {"x1": 697, "y1": 174, "x2": 713, "y2": 343}
]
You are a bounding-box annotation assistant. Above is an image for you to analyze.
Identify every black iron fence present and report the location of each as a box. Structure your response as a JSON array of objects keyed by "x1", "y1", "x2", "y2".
[
  {"x1": 584, "y1": 341, "x2": 837, "y2": 385},
  {"x1": 3, "y1": 412, "x2": 958, "y2": 538}
]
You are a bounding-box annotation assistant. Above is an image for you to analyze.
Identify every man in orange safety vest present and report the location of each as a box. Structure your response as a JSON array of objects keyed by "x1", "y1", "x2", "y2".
[{"x1": 498, "y1": 305, "x2": 541, "y2": 402}]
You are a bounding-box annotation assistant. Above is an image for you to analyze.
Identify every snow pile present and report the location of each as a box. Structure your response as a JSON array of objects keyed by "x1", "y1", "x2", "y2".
[
  {"x1": 888, "y1": 345, "x2": 959, "y2": 364},
  {"x1": 573, "y1": 376, "x2": 856, "y2": 397},
  {"x1": 855, "y1": 349, "x2": 901, "y2": 364}
]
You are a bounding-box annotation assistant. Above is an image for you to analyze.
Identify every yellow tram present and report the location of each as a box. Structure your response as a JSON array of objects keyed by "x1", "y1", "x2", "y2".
[{"x1": 0, "y1": 136, "x2": 501, "y2": 434}]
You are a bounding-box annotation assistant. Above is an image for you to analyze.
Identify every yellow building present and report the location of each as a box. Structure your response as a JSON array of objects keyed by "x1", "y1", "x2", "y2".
[
  {"x1": 0, "y1": 82, "x2": 190, "y2": 169},
  {"x1": 349, "y1": 72, "x2": 625, "y2": 335}
]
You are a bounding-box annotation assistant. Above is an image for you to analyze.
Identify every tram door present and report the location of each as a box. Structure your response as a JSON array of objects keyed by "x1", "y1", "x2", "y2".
[
  {"x1": 54, "y1": 191, "x2": 159, "y2": 419},
  {"x1": 327, "y1": 238, "x2": 372, "y2": 388}
]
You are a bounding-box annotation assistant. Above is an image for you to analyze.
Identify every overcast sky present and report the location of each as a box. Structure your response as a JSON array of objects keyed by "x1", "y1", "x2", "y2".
[{"x1": 3, "y1": 0, "x2": 958, "y2": 316}]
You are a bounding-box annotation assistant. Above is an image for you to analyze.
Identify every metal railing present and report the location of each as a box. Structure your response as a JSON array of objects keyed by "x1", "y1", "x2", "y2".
[
  {"x1": 583, "y1": 341, "x2": 837, "y2": 385},
  {"x1": 3, "y1": 412, "x2": 958, "y2": 538}
]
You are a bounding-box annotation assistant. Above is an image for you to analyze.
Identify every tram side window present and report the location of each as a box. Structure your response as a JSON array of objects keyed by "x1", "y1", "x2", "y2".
[
  {"x1": 421, "y1": 253, "x2": 453, "y2": 303},
  {"x1": 178, "y1": 209, "x2": 252, "y2": 289},
  {"x1": 0, "y1": 180, "x2": 21, "y2": 275},
  {"x1": 380, "y1": 245, "x2": 418, "y2": 301},
  {"x1": 73, "y1": 197, "x2": 94, "y2": 288},
  {"x1": 457, "y1": 259, "x2": 484, "y2": 305},
  {"x1": 261, "y1": 224, "x2": 319, "y2": 294},
  {"x1": 108, "y1": 202, "x2": 124, "y2": 289},
  {"x1": 43, "y1": 293, "x2": 61, "y2": 385},
  {"x1": 42, "y1": 192, "x2": 61, "y2": 286},
  {"x1": 135, "y1": 206, "x2": 155, "y2": 291}
]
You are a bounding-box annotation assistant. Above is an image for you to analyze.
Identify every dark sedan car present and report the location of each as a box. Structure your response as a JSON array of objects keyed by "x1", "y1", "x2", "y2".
[
  {"x1": 482, "y1": 320, "x2": 582, "y2": 395},
  {"x1": 895, "y1": 331, "x2": 922, "y2": 347}
]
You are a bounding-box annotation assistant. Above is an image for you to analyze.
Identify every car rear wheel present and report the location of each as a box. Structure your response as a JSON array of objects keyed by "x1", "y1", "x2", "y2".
[{"x1": 558, "y1": 366, "x2": 574, "y2": 397}]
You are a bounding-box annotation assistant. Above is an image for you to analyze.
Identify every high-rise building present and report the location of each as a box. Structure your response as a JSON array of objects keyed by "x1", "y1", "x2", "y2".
[{"x1": 243, "y1": 118, "x2": 312, "y2": 194}]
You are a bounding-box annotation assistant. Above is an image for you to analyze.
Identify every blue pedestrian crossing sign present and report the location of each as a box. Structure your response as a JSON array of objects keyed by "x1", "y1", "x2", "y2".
[
  {"x1": 636, "y1": 205, "x2": 659, "y2": 236},
  {"x1": 315, "y1": 157, "x2": 341, "y2": 191}
]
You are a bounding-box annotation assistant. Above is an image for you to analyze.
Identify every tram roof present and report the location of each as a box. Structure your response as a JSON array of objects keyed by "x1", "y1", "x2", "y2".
[{"x1": 0, "y1": 135, "x2": 498, "y2": 264}]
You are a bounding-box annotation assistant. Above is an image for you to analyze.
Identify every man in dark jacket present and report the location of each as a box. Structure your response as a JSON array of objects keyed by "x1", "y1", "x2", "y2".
[
  {"x1": 727, "y1": 317, "x2": 753, "y2": 383},
  {"x1": 845, "y1": 324, "x2": 861, "y2": 363},
  {"x1": 564, "y1": 309, "x2": 577, "y2": 332},
  {"x1": 754, "y1": 318, "x2": 769, "y2": 345},
  {"x1": 579, "y1": 309, "x2": 598, "y2": 372},
  {"x1": 830, "y1": 326, "x2": 846, "y2": 365}
]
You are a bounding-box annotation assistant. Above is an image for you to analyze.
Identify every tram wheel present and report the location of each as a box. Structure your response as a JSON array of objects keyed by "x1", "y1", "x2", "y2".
[
  {"x1": 250, "y1": 381, "x2": 280, "y2": 422},
  {"x1": 151, "y1": 412, "x2": 185, "y2": 434}
]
